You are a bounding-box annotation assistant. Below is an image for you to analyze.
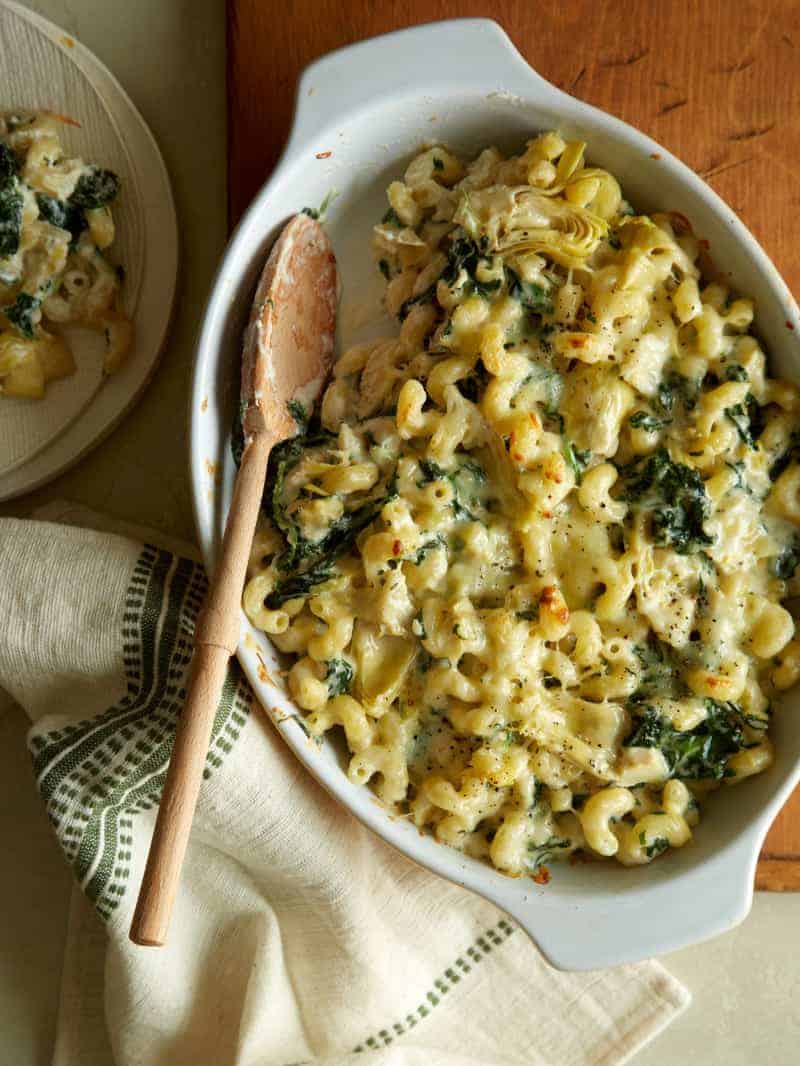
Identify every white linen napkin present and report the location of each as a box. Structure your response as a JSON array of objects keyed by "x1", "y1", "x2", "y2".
[{"x1": 0, "y1": 504, "x2": 690, "y2": 1065}]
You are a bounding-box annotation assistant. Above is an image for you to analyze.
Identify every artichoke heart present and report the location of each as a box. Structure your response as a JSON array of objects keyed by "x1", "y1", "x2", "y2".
[{"x1": 454, "y1": 186, "x2": 608, "y2": 268}]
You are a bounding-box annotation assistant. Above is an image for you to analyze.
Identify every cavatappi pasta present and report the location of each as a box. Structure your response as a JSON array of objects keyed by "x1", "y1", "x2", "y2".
[
  {"x1": 0, "y1": 111, "x2": 132, "y2": 400},
  {"x1": 243, "y1": 132, "x2": 800, "y2": 877}
]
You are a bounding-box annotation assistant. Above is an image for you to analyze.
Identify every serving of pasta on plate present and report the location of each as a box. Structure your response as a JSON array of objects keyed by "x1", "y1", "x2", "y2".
[
  {"x1": 0, "y1": 110, "x2": 132, "y2": 400},
  {"x1": 242, "y1": 132, "x2": 800, "y2": 879}
]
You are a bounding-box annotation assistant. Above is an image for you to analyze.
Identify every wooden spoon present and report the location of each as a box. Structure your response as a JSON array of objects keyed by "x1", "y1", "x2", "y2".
[{"x1": 130, "y1": 214, "x2": 338, "y2": 946}]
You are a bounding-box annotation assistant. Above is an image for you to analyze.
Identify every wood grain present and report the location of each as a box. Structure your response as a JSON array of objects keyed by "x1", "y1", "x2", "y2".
[{"x1": 228, "y1": 0, "x2": 800, "y2": 888}]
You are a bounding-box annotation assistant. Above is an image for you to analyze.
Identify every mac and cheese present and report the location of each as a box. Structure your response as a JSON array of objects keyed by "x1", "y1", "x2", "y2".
[
  {"x1": 0, "y1": 111, "x2": 132, "y2": 399},
  {"x1": 244, "y1": 133, "x2": 799, "y2": 877}
]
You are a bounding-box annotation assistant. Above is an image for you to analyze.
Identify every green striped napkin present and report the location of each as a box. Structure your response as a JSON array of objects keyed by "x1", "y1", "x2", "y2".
[{"x1": 0, "y1": 505, "x2": 689, "y2": 1065}]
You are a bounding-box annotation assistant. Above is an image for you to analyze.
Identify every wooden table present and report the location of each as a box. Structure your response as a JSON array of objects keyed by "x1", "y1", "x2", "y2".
[{"x1": 228, "y1": 0, "x2": 800, "y2": 888}]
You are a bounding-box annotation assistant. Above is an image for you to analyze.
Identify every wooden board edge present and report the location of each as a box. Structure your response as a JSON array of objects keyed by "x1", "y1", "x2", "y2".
[{"x1": 756, "y1": 858, "x2": 800, "y2": 892}]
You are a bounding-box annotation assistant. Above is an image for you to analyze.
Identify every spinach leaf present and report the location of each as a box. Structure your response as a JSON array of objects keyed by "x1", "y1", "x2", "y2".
[
  {"x1": 398, "y1": 283, "x2": 436, "y2": 320},
  {"x1": 381, "y1": 207, "x2": 402, "y2": 226},
  {"x1": 265, "y1": 557, "x2": 336, "y2": 607},
  {"x1": 725, "y1": 394, "x2": 764, "y2": 449},
  {"x1": 35, "y1": 192, "x2": 88, "y2": 243},
  {"x1": 620, "y1": 448, "x2": 713, "y2": 554},
  {"x1": 0, "y1": 180, "x2": 23, "y2": 258},
  {"x1": 0, "y1": 142, "x2": 18, "y2": 183},
  {"x1": 265, "y1": 492, "x2": 394, "y2": 607},
  {"x1": 301, "y1": 189, "x2": 337, "y2": 221},
  {"x1": 769, "y1": 536, "x2": 800, "y2": 580},
  {"x1": 3, "y1": 292, "x2": 40, "y2": 338},
  {"x1": 641, "y1": 835, "x2": 670, "y2": 858},
  {"x1": 723, "y1": 363, "x2": 749, "y2": 382},
  {"x1": 624, "y1": 699, "x2": 747, "y2": 780},
  {"x1": 418, "y1": 457, "x2": 483, "y2": 521},
  {"x1": 630, "y1": 635, "x2": 688, "y2": 702},
  {"x1": 769, "y1": 429, "x2": 800, "y2": 481},
  {"x1": 69, "y1": 166, "x2": 120, "y2": 209},
  {"x1": 505, "y1": 266, "x2": 553, "y2": 315},
  {"x1": 412, "y1": 535, "x2": 446, "y2": 565},
  {"x1": 563, "y1": 437, "x2": 591, "y2": 482},
  {"x1": 287, "y1": 398, "x2": 309, "y2": 432},
  {"x1": 441, "y1": 235, "x2": 480, "y2": 286},
  {"x1": 654, "y1": 371, "x2": 699, "y2": 415},
  {"x1": 455, "y1": 359, "x2": 490, "y2": 403},
  {"x1": 263, "y1": 426, "x2": 334, "y2": 570},
  {"x1": 528, "y1": 837, "x2": 570, "y2": 872},
  {"x1": 439, "y1": 235, "x2": 503, "y2": 302},
  {"x1": 325, "y1": 658, "x2": 353, "y2": 696},
  {"x1": 472, "y1": 277, "x2": 502, "y2": 300},
  {"x1": 629, "y1": 410, "x2": 671, "y2": 433}
]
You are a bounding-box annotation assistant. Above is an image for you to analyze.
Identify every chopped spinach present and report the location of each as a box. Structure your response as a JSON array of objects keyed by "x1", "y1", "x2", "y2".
[
  {"x1": 264, "y1": 440, "x2": 398, "y2": 609},
  {"x1": 419, "y1": 459, "x2": 449, "y2": 483},
  {"x1": 301, "y1": 189, "x2": 337, "y2": 222},
  {"x1": 418, "y1": 457, "x2": 483, "y2": 522},
  {"x1": 287, "y1": 398, "x2": 308, "y2": 431},
  {"x1": 412, "y1": 535, "x2": 446, "y2": 565},
  {"x1": 432, "y1": 156, "x2": 444, "y2": 171},
  {"x1": 620, "y1": 448, "x2": 713, "y2": 554},
  {"x1": 0, "y1": 179, "x2": 23, "y2": 258},
  {"x1": 725, "y1": 394, "x2": 764, "y2": 449},
  {"x1": 0, "y1": 142, "x2": 17, "y2": 183},
  {"x1": 641, "y1": 835, "x2": 670, "y2": 858},
  {"x1": 769, "y1": 429, "x2": 800, "y2": 481},
  {"x1": 505, "y1": 266, "x2": 553, "y2": 315},
  {"x1": 472, "y1": 276, "x2": 503, "y2": 300},
  {"x1": 381, "y1": 207, "x2": 402, "y2": 227},
  {"x1": 654, "y1": 371, "x2": 699, "y2": 415},
  {"x1": 494, "y1": 724, "x2": 524, "y2": 748},
  {"x1": 265, "y1": 557, "x2": 336, "y2": 607},
  {"x1": 262, "y1": 421, "x2": 335, "y2": 568},
  {"x1": 724, "y1": 460, "x2": 749, "y2": 493},
  {"x1": 723, "y1": 363, "x2": 749, "y2": 382},
  {"x1": 563, "y1": 437, "x2": 591, "y2": 482},
  {"x1": 461, "y1": 458, "x2": 487, "y2": 483},
  {"x1": 325, "y1": 658, "x2": 353, "y2": 697},
  {"x1": 398, "y1": 283, "x2": 436, "y2": 320},
  {"x1": 69, "y1": 166, "x2": 120, "y2": 209},
  {"x1": 3, "y1": 292, "x2": 40, "y2": 338},
  {"x1": 35, "y1": 192, "x2": 87, "y2": 244},
  {"x1": 624, "y1": 699, "x2": 748, "y2": 780},
  {"x1": 629, "y1": 410, "x2": 671, "y2": 433},
  {"x1": 528, "y1": 837, "x2": 570, "y2": 872},
  {"x1": 438, "y1": 235, "x2": 504, "y2": 302},
  {"x1": 769, "y1": 536, "x2": 800, "y2": 580},
  {"x1": 455, "y1": 359, "x2": 490, "y2": 403},
  {"x1": 630, "y1": 635, "x2": 688, "y2": 702},
  {"x1": 441, "y1": 235, "x2": 481, "y2": 286}
]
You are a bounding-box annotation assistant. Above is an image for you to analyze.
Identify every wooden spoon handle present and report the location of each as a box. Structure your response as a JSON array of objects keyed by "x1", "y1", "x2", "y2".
[{"x1": 130, "y1": 432, "x2": 272, "y2": 946}]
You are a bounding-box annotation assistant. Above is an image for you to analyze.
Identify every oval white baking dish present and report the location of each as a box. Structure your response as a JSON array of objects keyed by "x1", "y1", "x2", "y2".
[{"x1": 191, "y1": 18, "x2": 800, "y2": 970}]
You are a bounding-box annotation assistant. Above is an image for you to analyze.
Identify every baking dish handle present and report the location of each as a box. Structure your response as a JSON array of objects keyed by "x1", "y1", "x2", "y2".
[
  {"x1": 501, "y1": 826, "x2": 761, "y2": 971},
  {"x1": 286, "y1": 18, "x2": 558, "y2": 156}
]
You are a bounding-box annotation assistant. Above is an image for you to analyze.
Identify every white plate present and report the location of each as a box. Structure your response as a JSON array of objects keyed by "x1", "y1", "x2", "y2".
[
  {"x1": 190, "y1": 20, "x2": 800, "y2": 970},
  {"x1": 0, "y1": 0, "x2": 177, "y2": 500}
]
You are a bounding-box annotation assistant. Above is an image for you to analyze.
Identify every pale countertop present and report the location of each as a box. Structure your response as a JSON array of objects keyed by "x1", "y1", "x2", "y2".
[{"x1": 1, "y1": 2, "x2": 799, "y2": 1063}]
